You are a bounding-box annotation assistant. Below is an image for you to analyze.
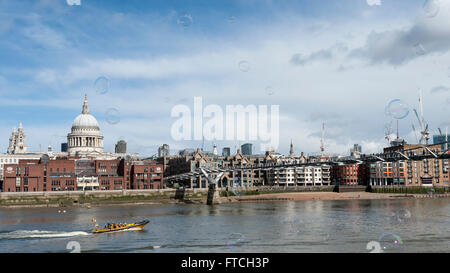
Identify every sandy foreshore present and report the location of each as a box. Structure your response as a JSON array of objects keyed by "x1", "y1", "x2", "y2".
[
  {"x1": 220, "y1": 191, "x2": 414, "y2": 203},
  {"x1": 2, "y1": 191, "x2": 443, "y2": 208}
]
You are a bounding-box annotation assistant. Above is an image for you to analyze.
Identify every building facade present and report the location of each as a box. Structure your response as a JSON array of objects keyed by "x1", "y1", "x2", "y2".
[
  {"x1": 2, "y1": 157, "x2": 164, "y2": 192},
  {"x1": 332, "y1": 163, "x2": 369, "y2": 185},
  {"x1": 241, "y1": 143, "x2": 253, "y2": 155}
]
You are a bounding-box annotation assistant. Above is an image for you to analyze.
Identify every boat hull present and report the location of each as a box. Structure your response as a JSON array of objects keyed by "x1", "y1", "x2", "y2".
[{"x1": 92, "y1": 220, "x2": 149, "y2": 234}]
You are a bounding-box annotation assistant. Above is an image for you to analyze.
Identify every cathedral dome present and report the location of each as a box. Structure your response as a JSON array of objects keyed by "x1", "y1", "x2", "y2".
[
  {"x1": 67, "y1": 95, "x2": 104, "y2": 155},
  {"x1": 72, "y1": 113, "x2": 99, "y2": 129},
  {"x1": 71, "y1": 95, "x2": 100, "y2": 130}
]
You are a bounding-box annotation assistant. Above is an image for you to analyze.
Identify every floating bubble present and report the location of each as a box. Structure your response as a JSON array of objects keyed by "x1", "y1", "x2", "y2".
[
  {"x1": 366, "y1": 0, "x2": 381, "y2": 6},
  {"x1": 238, "y1": 60, "x2": 250, "y2": 72},
  {"x1": 366, "y1": 241, "x2": 382, "y2": 253},
  {"x1": 230, "y1": 189, "x2": 241, "y2": 197},
  {"x1": 321, "y1": 232, "x2": 330, "y2": 241},
  {"x1": 284, "y1": 218, "x2": 305, "y2": 234},
  {"x1": 227, "y1": 16, "x2": 236, "y2": 24},
  {"x1": 94, "y1": 76, "x2": 110, "y2": 95},
  {"x1": 105, "y1": 108, "x2": 120, "y2": 125},
  {"x1": 378, "y1": 233, "x2": 403, "y2": 252},
  {"x1": 66, "y1": 0, "x2": 81, "y2": 5},
  {"x1": 266, "y1": 86, "x2": 275, "y2": 96},
  {"x1": 385, "y1": 99, "x2": 410, "y2": 119},
  {"x1": 423, "y1": 0, "x2": 440, "y2": 18},
  {"x1": 396, "y1": 208, "x2": 412, "y2": 222},
  {"x1": 177, "y1": 12, "x2": 193, "y2": 27},
  {"x1": 413, "y1": 43, "x2": 427, "y2": 56},
  {"x1": 227, "y1": 233, "x2": 246, "y2": 250}
]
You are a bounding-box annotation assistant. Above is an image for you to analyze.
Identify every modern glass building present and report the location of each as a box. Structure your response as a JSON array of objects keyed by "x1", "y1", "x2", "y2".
[
  {"x1": 241, "y1": 143, "x2": 253, "y2": 155},
  {"x1": 433, "y1": 135, "x2": 449, "y2": 150},
  {"x1": 222, "y1": 147, "x2": 231, "y2": 157}
]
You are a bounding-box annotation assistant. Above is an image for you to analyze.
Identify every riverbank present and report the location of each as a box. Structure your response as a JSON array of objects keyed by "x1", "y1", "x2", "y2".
[
  {"x1": 0, "y1": 189, "x2": 208, "y2": 208},
  {"x1": 219, "y1": 191, "x2": 412, "y2": 203},
  {"x1": 1, "y1": 187, "x2": 447, "y2": 208}
]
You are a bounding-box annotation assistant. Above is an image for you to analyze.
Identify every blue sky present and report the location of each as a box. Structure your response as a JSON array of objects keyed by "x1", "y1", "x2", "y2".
[{"x1": 0, "y1": 0, "x2": 449, "y2": 156}]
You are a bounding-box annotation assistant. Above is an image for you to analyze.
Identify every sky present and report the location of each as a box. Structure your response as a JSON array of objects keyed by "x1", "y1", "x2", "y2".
[{"x1": 0, "y1": 0, "x2": 449, "y2": 157}]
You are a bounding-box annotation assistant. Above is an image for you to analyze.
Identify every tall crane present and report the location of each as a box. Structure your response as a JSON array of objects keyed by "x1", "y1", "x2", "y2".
[
  {"x1": 320, "y1": 123, "x2": 325, "y2": 155},
  {"x1": 413, "y1": 89, "x2": 430, "y2": 144}
]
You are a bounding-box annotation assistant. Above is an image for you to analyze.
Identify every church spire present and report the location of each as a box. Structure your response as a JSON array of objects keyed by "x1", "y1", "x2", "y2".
[
  {"x1": 289, "y1": 139, "x2": 294, "y2": 157},
  {"x1": 82, "y1": 94, "x2": 90, "y2": 114}
]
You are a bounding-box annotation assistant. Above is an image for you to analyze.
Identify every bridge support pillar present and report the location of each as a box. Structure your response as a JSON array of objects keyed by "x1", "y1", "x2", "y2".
[{"x1": 207, "y1": 183, "x2": 221, "y2": 205}]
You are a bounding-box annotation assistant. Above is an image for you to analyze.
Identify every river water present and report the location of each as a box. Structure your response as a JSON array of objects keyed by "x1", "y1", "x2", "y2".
[{"x1": 1, "y1": 198, "x2": 450, "y2": 253}]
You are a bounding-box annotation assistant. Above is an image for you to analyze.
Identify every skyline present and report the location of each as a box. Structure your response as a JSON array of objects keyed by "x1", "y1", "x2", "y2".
[{"x1": 0, "y1": 0, "x2": 450, "y2": 156}]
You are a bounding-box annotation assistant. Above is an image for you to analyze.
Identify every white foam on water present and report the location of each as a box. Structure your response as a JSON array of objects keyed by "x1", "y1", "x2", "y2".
[{"x1": 0, "y1": 230, "x2": 90, "y2": 239}]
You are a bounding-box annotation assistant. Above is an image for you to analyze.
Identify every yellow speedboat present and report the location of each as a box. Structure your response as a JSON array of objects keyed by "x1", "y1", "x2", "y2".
[{"x1": 92, "y1": 220, "x2": 149, "y2": 234}]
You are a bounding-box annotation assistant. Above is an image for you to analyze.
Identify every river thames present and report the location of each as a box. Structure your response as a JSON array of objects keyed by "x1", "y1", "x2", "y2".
[{"x1": 1, "y1": 198, "x2": 450, "y2": 253}]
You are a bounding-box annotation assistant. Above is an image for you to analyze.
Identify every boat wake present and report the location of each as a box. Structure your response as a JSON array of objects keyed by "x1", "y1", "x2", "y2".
[{"x1": 0, "y1": 230, "x2": 90, "y2": 240}]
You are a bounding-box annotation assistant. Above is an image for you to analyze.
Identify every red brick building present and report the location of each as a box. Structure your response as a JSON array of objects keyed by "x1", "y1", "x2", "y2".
[
  {"x1": 130, "y1": 160, "x2": 163, "y2": 190},
  {"x1": 331, "y1": 163, "x2": 369, "y2": 185},
  {"x1": 3, "y1": 157, "x2": 164, "y2": 192}
]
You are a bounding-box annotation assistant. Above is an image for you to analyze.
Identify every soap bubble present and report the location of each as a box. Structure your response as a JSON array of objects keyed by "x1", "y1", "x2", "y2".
[
  {"x1": 378, "y1": 233, "x2": 403, "y2": 252},
  {"x1": 366, "y1": 0, "x2": 381, "y2": 6},
  {"x1": 227, "y1": 16, "x2": 236, "y2": 24},
  {"x1": 177, "y1": 12, "x2": 193, "y2": 27},
  {"x1": 396, "y1": 208, "x2": 412, "y2": 222},
  {"x1": 423, "y1": 0, "x2": 440, "y2": 18},
  {"x1": 66, "y1": 0, "x2": 81, "y2": 6},
  {"x1": 413, "y1": 43, "x2": 427, "y2": 56},
  {"x1": 230, "y1": 189, "x2": 241, "y2": 197},
  {"x1": 266, "y1": 86, "x2": 275, "y2": 96},
  {"x1": 284, "y1": 218, "x2": 305, "y2": 234},
  {"x1": 238, "y1": 60, "x2": 250, "y2": 72},
  {"x1": 94, "y1": 76, "x2": 110, "y2": 95},
  {"x1": 385, "y1": 99, "x2": 410, "y2": 119},
  {"x1": 105, "y1": 108, "x2": 120, "y2": 125},
  {"x1": 227, "y1": 233, "x2": 246, "y2": 250}
]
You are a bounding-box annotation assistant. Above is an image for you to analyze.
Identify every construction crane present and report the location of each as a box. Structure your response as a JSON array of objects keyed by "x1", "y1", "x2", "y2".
[
  {"x1": 413, "y1": 89, "x2": 430, "y2": 144},
  {"x1": 446, "y1": 127, "x2": 449, "y2": 151},
  {"x1": 320, "y1": 123, "x2": 325, "y2": 155},
  {"x1": 412, "y1": 123, "x2": 419, "y2": 143},
  {"x1": 385, "y1": 121, "x2": 393, "y2": 143}
]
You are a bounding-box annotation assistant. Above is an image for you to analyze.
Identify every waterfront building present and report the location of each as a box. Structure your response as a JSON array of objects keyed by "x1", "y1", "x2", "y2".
[
  {"x1": 332, "y1": 162, "x2": 369, "y2": 185},
  {"x1": 368, "y1": 142, "x2": 449, "y2": 186},
  {"x1": 0, "y1": 153, "x2": 45, "y2": 182},
  {"x1": 2, "y1": 156, "x2": 163, "y2": 192},
  {"x1": 267, "y1": 165, "x2": 331, "y2": 186},
  {"x1": 130, "y1": 160, "x2": 163, "y2": 190}
]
